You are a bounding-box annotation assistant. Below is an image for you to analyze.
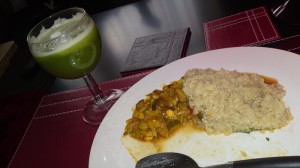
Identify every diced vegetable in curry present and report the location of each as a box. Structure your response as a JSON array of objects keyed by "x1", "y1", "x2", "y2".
[{"x1": 124, "y1": 79, "x2": 203, "y2": 141}]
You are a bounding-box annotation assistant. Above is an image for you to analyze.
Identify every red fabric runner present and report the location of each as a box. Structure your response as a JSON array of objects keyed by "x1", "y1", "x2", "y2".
[
  {"x1": 8, "y1": 72, "x2": 151, "y2": 168},
  {"x1": 204, "y1": 6, "x2": 281, "y2": 50}
]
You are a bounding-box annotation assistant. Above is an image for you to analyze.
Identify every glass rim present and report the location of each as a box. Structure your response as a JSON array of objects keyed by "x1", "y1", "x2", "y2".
[{"x1": 27, "y1": 7, "x2": 87, "y2": 45}]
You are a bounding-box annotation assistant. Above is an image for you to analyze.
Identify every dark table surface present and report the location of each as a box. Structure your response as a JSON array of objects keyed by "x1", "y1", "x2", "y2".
[{"x1": 49, "y1": 0, "x2": 300, "y2": 92}]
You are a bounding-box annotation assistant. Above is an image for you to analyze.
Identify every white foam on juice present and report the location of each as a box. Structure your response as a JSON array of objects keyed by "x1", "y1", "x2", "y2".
[{"x1": 28, "y1": 12, "x2": 95, "y2": 57}]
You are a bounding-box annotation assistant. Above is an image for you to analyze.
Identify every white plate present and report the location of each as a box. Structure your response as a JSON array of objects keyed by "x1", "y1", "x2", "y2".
[{"x1": 89, "y1": 47, "x2": 300, "y2": 168}]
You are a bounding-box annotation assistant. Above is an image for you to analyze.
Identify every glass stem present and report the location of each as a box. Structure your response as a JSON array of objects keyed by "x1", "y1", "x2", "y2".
[{"x1": 83, "y1": 73, "x2": 105, "y2": 103}]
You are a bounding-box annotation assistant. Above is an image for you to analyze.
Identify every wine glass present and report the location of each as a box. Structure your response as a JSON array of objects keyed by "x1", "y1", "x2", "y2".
[{"x1": 26, "y1": 7, "x2": 123, "y2": 125}]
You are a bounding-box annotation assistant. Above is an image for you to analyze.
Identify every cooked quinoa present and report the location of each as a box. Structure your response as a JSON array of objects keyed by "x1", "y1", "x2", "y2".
[{"x1": 183, "y1": 68, "x2": 293, "y2": 135}]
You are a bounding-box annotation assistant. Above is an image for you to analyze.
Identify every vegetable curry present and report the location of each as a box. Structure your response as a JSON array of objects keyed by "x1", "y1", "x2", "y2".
[{"x1": 123, "y1": 79, "x2": 203, "y2": 142}]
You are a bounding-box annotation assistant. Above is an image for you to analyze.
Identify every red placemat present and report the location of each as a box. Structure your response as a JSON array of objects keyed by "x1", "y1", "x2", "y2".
[
  {"x1": 254, "y1": 34, "x2": 300, "y2": 55},
  {"x1": 0, "y1": 90, "x2": 47, "y2": 168},
  {"x1": 8, "y1": 71, "x2": 152, "y2": 168},
  {"x1": 204, "y1": 6, "x2": 281, "y2": 50}
]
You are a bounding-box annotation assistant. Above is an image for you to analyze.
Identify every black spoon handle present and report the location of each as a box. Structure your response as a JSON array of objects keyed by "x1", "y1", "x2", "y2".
[{"x1": 231, "y1": 156, "x2": 300, "y2": 168}]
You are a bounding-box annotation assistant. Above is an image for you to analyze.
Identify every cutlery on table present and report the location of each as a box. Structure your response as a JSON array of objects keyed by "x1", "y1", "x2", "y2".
[{"x1": 136, "y1": 152, "x2": 300, "y2": 168}]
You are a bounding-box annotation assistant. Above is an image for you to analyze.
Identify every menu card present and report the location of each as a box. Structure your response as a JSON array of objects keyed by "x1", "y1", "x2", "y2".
[{"x1": 121, "y1": 28, "x2": 191, "y2": 76}]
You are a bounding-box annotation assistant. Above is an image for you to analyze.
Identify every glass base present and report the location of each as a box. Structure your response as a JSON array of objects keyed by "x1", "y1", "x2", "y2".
[{"x1": 82, "y1": 89, "x2": 123, "y2": 125}]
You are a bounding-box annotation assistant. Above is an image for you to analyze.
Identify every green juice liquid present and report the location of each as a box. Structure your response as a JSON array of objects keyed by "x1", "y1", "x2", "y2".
[{"x1": 31, "y1": 17, "x2": 101, "y2": 79}]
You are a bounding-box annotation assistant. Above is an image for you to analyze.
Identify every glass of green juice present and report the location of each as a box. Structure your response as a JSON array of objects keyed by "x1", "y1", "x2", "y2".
[{"x1": 27, "y1": 7, "x2": 123, "y2": 125}]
